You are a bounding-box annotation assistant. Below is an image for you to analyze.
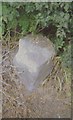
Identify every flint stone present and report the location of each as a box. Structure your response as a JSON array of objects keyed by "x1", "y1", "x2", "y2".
[{"x1": 13, "y1": 34, "x2": 56, "y2": 91}]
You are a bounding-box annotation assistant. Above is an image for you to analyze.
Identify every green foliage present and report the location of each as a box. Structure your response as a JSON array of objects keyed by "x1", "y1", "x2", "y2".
[
  {"x1": 61, "y1": 44, "x2": 71, "y2": 68},
  {"x1": 2, "y1": 2, "x2": 73, "y2": 53}
]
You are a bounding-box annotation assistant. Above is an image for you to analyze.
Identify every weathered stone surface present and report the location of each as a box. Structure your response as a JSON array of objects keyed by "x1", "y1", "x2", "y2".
[{"x1": 13, "y1": 34, "x2": 56, "y2": 91}]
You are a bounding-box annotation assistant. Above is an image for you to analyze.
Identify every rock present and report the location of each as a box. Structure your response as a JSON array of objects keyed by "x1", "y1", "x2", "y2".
[{"x1": 13, "y1": 34, "x2": 56, "y2": 91}]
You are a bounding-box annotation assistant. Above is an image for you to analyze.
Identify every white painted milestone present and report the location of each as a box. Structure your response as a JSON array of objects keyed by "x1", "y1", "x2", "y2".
[{"x1": 13, "y1": 34, "x2": 56, "y2": 91}]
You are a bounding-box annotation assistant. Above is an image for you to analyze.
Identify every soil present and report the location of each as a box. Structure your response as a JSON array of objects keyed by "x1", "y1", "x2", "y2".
[{"x1": 2, "y1": 39, "x2": 71, "y2": 118}]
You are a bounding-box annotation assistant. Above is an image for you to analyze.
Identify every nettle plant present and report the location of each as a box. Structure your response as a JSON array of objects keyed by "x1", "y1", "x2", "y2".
[{"x1": 2, "y1": 2, "x2": 73, "y2": 52}]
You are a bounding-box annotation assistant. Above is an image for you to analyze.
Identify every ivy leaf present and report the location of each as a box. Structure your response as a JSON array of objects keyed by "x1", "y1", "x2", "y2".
[
  {"x1": 55, "y1": 37, "x2": 65, "y2": 51},
  {"x1": 64, "y1": 3, "x2": 69, "y2": 12},
  {"x1": 64, "y1": 13, "x2": 69, "y2": 20},
  {"x1": 25, "y1": 3, "x2": 35, "y2": 13},
  {"x1": 7, "y1": 19, "x2": 17, "y2": 29},
  {"x1": 18, "y1": 15, "x2": 30, "y2": 32}
]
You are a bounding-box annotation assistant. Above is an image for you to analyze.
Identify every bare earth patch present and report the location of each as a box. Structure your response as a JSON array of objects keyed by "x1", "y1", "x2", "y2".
[{"x1": 2, "y1": 39, "x2": 71, "y2": 118}]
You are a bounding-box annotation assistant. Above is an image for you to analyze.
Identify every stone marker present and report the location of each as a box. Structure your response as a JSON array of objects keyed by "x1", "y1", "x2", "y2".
[{"x1": 13, "y1": 34, "x2": 56, "y2": 91}]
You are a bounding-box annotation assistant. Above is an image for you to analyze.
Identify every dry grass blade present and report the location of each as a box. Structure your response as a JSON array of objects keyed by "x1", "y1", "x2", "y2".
[{"x1": 2, "y1": 30, "x2": 71, "y2": 118}]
